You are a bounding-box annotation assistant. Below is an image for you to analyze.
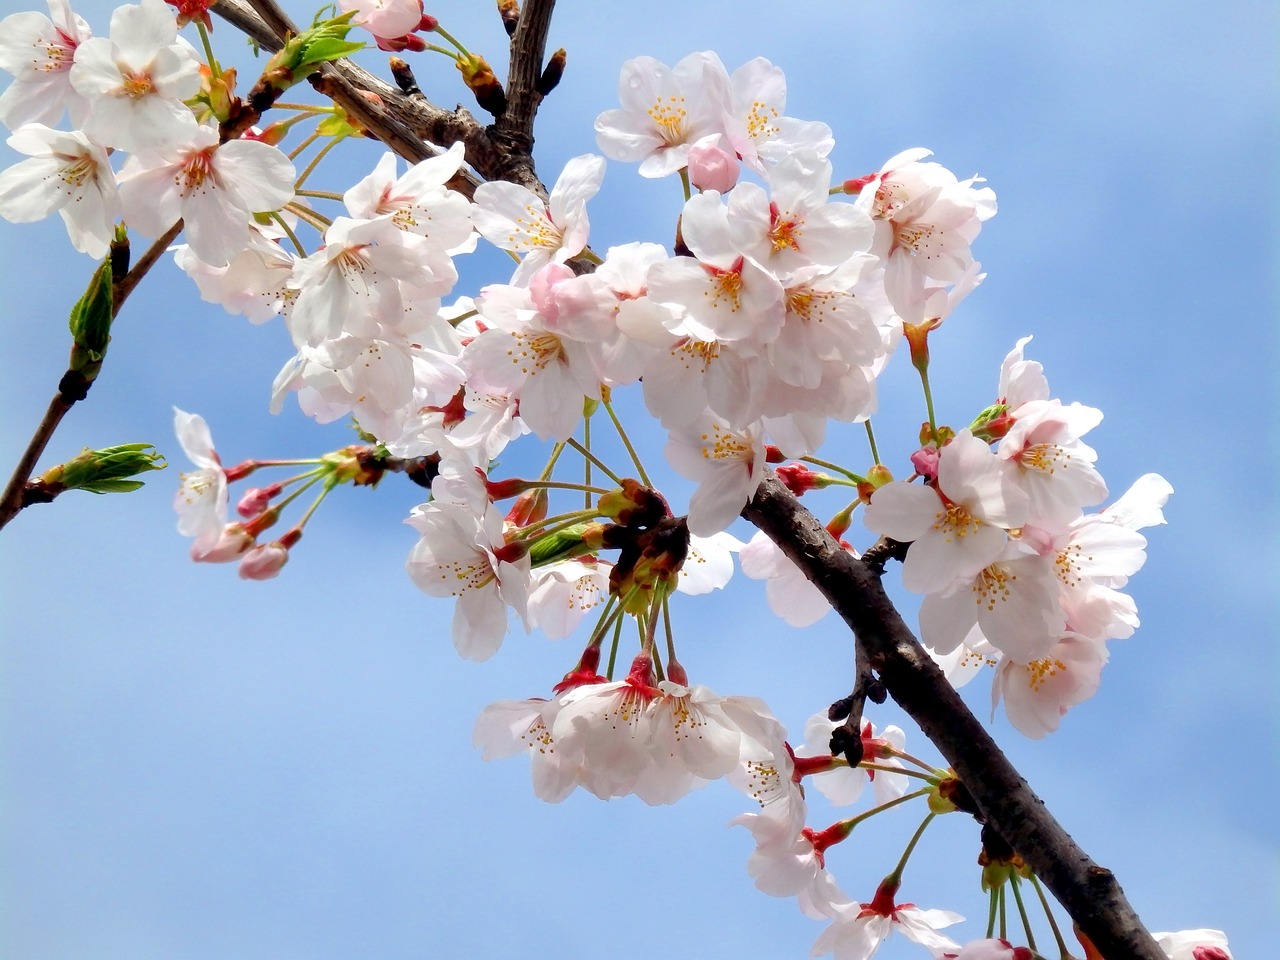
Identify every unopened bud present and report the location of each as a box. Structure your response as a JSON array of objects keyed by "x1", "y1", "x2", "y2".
[
  {"x1": 537, "y1": 48, "x2": 566, "y2": 96},
  {"x1": 456, "y1": 53, "x2": 507, "y2": 116},
  {"x1": 38, "y1": 443, "x2": 165, "y2": 495},
  {"x1": 66, "y1": 256, "x2": 115, "y2": 389},
  {"x1": 776, "y1": 462, "x2": 823, "y2": 495},
  {"x1": 497, "y1": 0, "x2": 519, "y2": 36},
  {"x1": 597, "y1": 479, "x2": 670, "y2": 527},
  {"x1": 238, "y1": 540, "x2": 291, "y2": 580},
  {"x1": 505, "y1": 487, "x2": 548, "y2": 527}
]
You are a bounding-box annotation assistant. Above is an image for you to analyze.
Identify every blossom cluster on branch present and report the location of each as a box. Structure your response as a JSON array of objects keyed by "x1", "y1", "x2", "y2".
[{"x1": 0, "y1": 1, "x2": 1232, "y2": 958}]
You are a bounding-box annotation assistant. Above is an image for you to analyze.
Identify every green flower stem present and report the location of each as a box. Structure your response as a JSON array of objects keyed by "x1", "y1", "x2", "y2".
[
  {"x1": 287, "y1": 129, "x2": 321, "y2": 161},
  {"x1": 602, "y1": 398, "x2": 651, "y2": 487},
  {"x1": 859, "y1": 762, "x2": 934, "y2": 782},
  {"x1": 679, "y1": 167, "x2": 692, "y2": 202},
  {"x1": 864, "y1": 419, "x2": 881, "y2": 465},
  {"x1": 987, "y1": 887, "x2": 1000, "y2": 939},
  {"x1": 918, "y1": 364, "x2": 940, "y2": 445},
  {"x1": 884, "y1": 811, "x2": 936, "y2": 888},
  {"x1": 842, "y1": 787, "x2": 928, "y2": 830},
  {"x1": 295, "y1": 134, "x2": 343, "y2": 190},
  {"x1": 799, "y1": 455, "x2": 867, "y2": 485},
  {"x1": 527, "y1": 480, "x2": 613, "y2": 497},
  {"x1": 270, "y1": 210, "x2": 307, "y2": 257},
  {"x1": 662, "y1": 599, "x2": 677, "y2": 672},
  {"x1": 196, "y1": 22, "x2": 219, "y2": 80},
  {"x1": 539, "y1": 441, "x2": 567, "y2": 484},
  {"x1": 1011, "y1": 875, "x2": 1038, "y2": 955},
  {"x1": 430, "y1": 24, "x2": 473, "y2": 59},
  {"x1": 565, "y1": 437, "x2": 625, "y2": 485},
  {"x1": 604, "y1": 598, "x2": 631, "y2": 679},
  {"x1": 294, "y1": 188, "x2": 345, "y2": 202},
  {"x1": 1030, "y1": 874, "x2": 1072, "y2": 960},
  {"x1": 282, "y1": 202, "x2": 330, "y2": 232},
  {"x1": 582, "y1": 416, "x2": 592, "y2": 509}
]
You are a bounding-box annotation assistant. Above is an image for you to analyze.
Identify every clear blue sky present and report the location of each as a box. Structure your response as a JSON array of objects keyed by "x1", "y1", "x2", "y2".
[{"x1": 1, "y1": 1, "x2": 1274, "y2": 957}]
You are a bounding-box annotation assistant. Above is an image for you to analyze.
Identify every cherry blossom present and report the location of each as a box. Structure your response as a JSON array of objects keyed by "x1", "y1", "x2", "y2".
[
  {"x1": 1151, "y1": 929, "x2": 1233, "y2": 960},
  {"x1": 471, "y1": 153, "x2": 604, "y2": 285},
  {"x1": 0, "y1": 123, "x2": 119, "y2": 257},
  {"x1": 404, "y1": 502, "x2": 531, "y2": 661},
  {"x1": 68, "y1": 0, "x2": 201, "y2": 153},
  {"x1": 812, "y1": 890, "x2": 963, "y2": 960},
  {"x1": 594, "y1": 52, "x2": 730, "y2": 178},
  {"x1": 864, "y1": 430, "x2": 1028, "y2": 595},
  {"x1": 991, "y1": 632, "x2": 1108, "y2": 738},
  {"x1": 801, "y1": 714, "x2": 910, "y2": 807},
  {"x1": 473, "y1": 696, "x2": 582, "y2": 803},
  {"x1": 0, "y1": 0, "x2": 92, "y2": 129},
  {"x1": 665, "y1": 413, "x2": 767, "y2": 537},
  {"x1": 118, "y1": 123, "x2": 296, "y2": 266},
  {"x1": 342, "y1": 144, "x2": 474, "y2": 255},
  {"x1": 171, "y1": 407, "x2": 227, "y2": 555},
  {"x1": 722, "y1": 56, "x2": 833, "y2": 172}
]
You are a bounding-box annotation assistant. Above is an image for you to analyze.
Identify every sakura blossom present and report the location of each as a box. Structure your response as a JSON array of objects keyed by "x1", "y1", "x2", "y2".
[
  {"x1": 471, "y1": 153, "x2": 604, "y2": 285},
  {"x1": 665, "y1": 413, "x2": 767, "y2": 537},
  {"x1": 68, "y1": 0, "x2": 201, "y2": 153},
  {"x1": 171, "y1": 407, "x2": 227, "y2": 555},
  {"x1": 117, "y1": 123, "x2": 296, "y2": 266},
  {"x1": 0, "y1": 0, "x2": 92, "y2": 129},
  {"x1": 0, "y1": 123, "x2": 119, "y2": 257},
  {"x1": 594, "y1": 51, "x2": 730, "y2": 178}
]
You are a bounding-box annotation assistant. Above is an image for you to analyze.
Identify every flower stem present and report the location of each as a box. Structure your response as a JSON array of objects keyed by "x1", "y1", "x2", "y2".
[
  {"x1": 565, "y1": 437, "x2": 624, "y2": 486},
  {"x1": 884, "y1": 811, "x2": 936, "y2": 887},
  {"x1": 603, "y1": 397, "x2": 651, "y2": 487},
  {"x1": 1011, "y1": 875, "x2": 1038, "y2": 955},
  {"x1": 799, "y1": 455, "x2": 867, "y2": 485},
  {"x1": 864, "y1": 419, "x2": 881, "y2": 465},
  {"x1": 1030, "y1": 873, "x2": 1072, "y2": 960},
  {"x1": 295, "y1": 134, "x2": 344, "y2": 190}
]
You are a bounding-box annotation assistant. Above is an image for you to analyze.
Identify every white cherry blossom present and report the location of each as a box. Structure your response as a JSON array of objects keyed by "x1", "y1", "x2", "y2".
[
  {"x1": 68, "y1": 0, "x2": 201, "y2": 153},
  {"x1": 171, "y1": 407, "x2": 227, "y2": 554},
  {"x1": 0, "y1": 0, "x2": 92, "y2": 129},
  {"x1": 471, "y1": 153, "x2": 604, "y2": 285},
  {"x1": 118, "y1": 123, "x2": 296, "y2": 266},
  {"x1": 665, "y1": 413, "x2": 767, "y2": 537},
  {"x1": 0, "y1": 123, "x2": 118, "y2": 257},
  {"x1": 594, "y1": 52, "x2": 730, "y2": 178}
]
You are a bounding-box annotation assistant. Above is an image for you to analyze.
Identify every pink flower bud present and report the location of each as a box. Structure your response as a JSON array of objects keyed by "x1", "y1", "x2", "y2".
[
  {"x1": 237, "y1": 485, "x2": 277, "y2": 518},
  {"x1": 910, "y1": 446, "x2": 940, "y2": 481},
  {"x1": 192, "y1": 524, "x2": 254, "y2": 563},
  {"x1": 687, "y1": 135, "x2": 739, "y2": 193},
  {"x1": 238, "y1": 542, "x2": 289, "y2": 580}
]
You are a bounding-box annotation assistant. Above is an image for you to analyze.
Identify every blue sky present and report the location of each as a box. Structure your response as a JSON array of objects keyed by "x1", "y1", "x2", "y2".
[{"x1": 1, "y1": 1, "x2": 1275, "y2": 958}]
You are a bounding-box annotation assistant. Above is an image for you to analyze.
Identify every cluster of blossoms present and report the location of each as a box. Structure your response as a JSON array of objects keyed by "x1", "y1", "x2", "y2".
[{"x1": 0, "y1": 5, "x2": 1230, "y2": 958}]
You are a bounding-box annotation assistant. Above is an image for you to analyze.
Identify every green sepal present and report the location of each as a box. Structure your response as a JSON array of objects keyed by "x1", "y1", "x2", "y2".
[{"x1": 529, "y1": 523, "x2": 597, "y2": 567}]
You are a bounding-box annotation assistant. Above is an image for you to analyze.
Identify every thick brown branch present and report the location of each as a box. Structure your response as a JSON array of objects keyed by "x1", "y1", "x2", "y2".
[
  {"x1": 489, "y1": 0, "x2": 557, "y2": 189},
  {"x1": 742, "y1": 474, "x2": 1164, "y2": 960}
]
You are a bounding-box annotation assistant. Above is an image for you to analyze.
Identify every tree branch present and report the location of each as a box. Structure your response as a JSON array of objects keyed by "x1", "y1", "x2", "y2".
[{"x1": 742, "y1": 473, "x2": 1163, "y2": 960}]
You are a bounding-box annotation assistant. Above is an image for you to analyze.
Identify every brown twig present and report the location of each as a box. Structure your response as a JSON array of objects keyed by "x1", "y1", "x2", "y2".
[{"x1": 742, "y1": 473, "x2": 1164, "y2": 960}]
